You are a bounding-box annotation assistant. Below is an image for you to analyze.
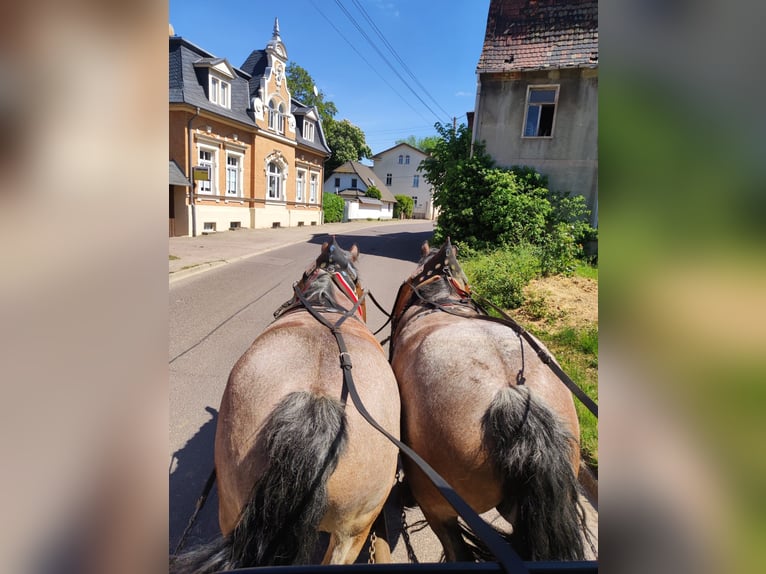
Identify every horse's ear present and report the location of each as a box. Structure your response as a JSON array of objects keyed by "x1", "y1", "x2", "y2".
[
  {"x1": 421, "y1": 241, "x2": 430, "y2": 256},
  {"x1": 349, "y1": 244, "x2": 359, "y2": 261}
]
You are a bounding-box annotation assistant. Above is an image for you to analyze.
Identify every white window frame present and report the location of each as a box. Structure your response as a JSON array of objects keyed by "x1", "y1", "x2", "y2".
[
  {"x1": 197, "y1": 145, "x2": 217, "y2": 195},
  {"x1": 522, "y1": 85, "x2": 559, "y2": 138},
  {"x1": 405, "y1": 155, "x2": 410, "y2": 165},
  {"x1": 398, "y1": 155, "x2": 403, "y2": 164},
  {"x1": 386, "y1": 173, "x2": 392, "y2": 186},
  {"x1": 209, "y1": 75, "x2": 231, "y2": 109},
  {"x1": 225, "y1": 151, "x2": 243, "y2": 197},
  {"x1": 268, "y1": 99, "x2": 284, "y2": 133},
  {"x1": 296, "y1": 169, "x2": 306, "y2": 203},
  {"x1": 413, "y1": 174, "x2": 419, "y2": 188},
  {"x1": 267, "y1": 161, "x2": 283, "y2": 200},
  {"x1": 303, "y1": 120, "x2": 315, "y2": 142},
  {"x1": 309, "y1": 172, "x2": 318, "y2": 203}
]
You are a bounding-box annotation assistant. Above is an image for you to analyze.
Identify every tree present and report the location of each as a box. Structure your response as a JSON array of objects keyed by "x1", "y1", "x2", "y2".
[
  {"x1": 395, "y1": 134, "x2": 440, "y2": 154},
  {"x1": 420, "y1": 121, "x2": 594, "y2": 272},
  {"x1": 394, "y1": 195, "x2": 414, "y2": 219},
  {"x1": 323, "y1": 119, "x2": 373, "y2": 173},
  {"x1": 286, "y1": 63, "x2": 337, "y2": 125},
  {"x1": 285, "y1": 63, "x2": 372, "y2": 173},
  {"x1": 365, "y1": 185, "x2": 382, "y2": 199}
]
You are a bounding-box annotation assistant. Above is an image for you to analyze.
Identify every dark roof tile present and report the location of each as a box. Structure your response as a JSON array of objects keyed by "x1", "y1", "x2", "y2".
[{"x1": 477, "y1": 0, "x2": 598, "y2": 73}]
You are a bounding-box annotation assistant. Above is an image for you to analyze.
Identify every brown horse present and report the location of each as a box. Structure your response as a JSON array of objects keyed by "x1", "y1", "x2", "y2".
[
  {"x1": 390, "y1": 240, "x2": 590, "y2": 562},
  {"x1": 172, "y1": 239, "x2": 400, "y2": 572}
]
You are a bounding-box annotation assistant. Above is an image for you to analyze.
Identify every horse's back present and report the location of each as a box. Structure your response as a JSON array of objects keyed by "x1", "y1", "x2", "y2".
[{"x1": 216, "y1": 312, "x2": 400, "y2": 535}]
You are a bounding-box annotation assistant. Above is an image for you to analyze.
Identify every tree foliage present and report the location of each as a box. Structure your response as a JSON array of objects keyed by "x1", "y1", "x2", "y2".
[
  {"x1": 394, "y1": 195, "x2": 414, "y2": 218},
  {"x1": 286, "y1": 62, "x2": 337, "y2": 125},
  {"x1": 395, "y1": 134, "x2": 440, "y2": 154},
  {"x1": 322, "y1": 192, "x2": 344, "y2": 223},
  {"x1": 323, "y1": 119, "x2": 372, "y2": 173},
  {"x1": 365, "y1": 185, "x2": 382, "y2": 199},
  {"x1": 420, "y1": 121, "x2": 595, "y2": 274},
  {"x1": 286, "y1": 63, "x2": 372, "y2": 174}
]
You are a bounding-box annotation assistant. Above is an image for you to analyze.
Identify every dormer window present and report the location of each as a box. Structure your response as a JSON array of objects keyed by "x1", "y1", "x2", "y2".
[
  {"x1": 303, "y1": 120, "x2": 315, "y2": 142},
  {"x1": 209, "y1": 75, "x2": 231, "y2": 109}
]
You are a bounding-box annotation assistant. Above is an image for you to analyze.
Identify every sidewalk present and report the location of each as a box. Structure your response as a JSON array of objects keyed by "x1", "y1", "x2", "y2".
[{"x1": 169, "y1": 219, "x2": 429, "y2": 283}]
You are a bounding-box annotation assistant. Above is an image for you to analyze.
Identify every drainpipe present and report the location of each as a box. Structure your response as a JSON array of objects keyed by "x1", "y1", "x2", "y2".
[
  {"x1": 188, "y1": 107, "x2": 200, "y2": 236},
  {"x1": 470, "y1": 74, "x2": 482, "y2": 158}
]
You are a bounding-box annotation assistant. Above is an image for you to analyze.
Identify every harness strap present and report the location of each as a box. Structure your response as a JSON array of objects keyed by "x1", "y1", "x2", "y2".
[
  {"x1": 296, "y1": 282, "x2": 530, "y2": 574},
  {"x1": 473, "y1": 296, "x2": 599, "y2": 418},
  {"x1": 332, "y1": 327, "x2": 529, "y2": 574}
]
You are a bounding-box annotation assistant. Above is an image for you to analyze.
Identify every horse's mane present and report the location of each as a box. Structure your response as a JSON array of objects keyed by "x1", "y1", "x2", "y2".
[{"x1": 301, "y1": 271, "x2": 349, "y2": 311}]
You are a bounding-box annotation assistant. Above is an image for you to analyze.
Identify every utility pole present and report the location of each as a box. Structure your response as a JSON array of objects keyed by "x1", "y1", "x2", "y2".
[{"x1": 452, "y1": 116, "x2": 457, "y2": 134}]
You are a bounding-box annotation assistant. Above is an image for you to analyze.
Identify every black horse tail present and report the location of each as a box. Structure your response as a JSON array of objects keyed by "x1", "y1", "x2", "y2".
[
  {"x1": 170, "y1": 391, "x2": 348, "y2": 573},
  {"x1": 461, "y1": 385, "x2": 589, "y2": 562}
]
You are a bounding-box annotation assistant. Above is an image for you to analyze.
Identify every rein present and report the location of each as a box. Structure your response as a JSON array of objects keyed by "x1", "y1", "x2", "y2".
[{"x1": 295, "y1": 280, "x2": 531, "y2": 574}]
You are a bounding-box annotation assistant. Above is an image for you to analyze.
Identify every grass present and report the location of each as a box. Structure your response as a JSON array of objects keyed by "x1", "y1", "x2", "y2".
[
  {"x1": 169, "y1": 255, "x2": 180, "y2": 261},
  {"x1": 520, "y1": 319, "x2": 599, "y2": 472},
  {"x1": 575, "y1": 261, "x2": 598, "y2": 279}
]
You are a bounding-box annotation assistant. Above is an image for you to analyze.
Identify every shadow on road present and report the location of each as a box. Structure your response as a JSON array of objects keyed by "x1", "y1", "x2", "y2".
[
  {"x1": 307, "y1": 228, "x2": 435, "y2": 264},
  {"x1": 170, "y1": 406, "x2": 220, "y2": 553}
]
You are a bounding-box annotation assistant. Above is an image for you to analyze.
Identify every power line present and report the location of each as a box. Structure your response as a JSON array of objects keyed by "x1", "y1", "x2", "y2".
[
  {"x1": 349, "y1": 0, "x2": 452, "y2": 120},
  {"x1": 308, "y1": 0, "x2": 431, "y2": 124},
  {"x1": 332, "y1": 0, "x2": 449, "y2": 124}
]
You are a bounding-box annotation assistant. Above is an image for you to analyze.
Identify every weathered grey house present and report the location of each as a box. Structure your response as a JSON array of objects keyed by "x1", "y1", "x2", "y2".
[{"x1": 473, "y1": 0, "x2": 598, "y2": 226}]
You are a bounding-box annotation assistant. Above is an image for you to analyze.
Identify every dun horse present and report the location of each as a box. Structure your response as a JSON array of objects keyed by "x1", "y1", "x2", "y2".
[
  {"x1": 172, "y1": 239, "x2": 400, "y2": 572},
  {"x1": 390, "y1": 240, "x2": 589, "y2": 562}
]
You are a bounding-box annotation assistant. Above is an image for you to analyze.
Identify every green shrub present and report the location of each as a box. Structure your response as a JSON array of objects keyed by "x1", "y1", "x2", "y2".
[
  {"x1": 394, "y1": 194, "x2": 414, "y2": 218},
  {"x1": 365, "y1": 185, "x2": 382, "y2": 199},
  {"x1": 462, "y1": 244, "x2": 541, "y2": 309},
  {"x1": 322, "y1": 192, "x2": 344, "y2": 223}
]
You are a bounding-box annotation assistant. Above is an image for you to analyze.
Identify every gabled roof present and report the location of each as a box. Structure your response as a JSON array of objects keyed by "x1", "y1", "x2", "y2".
[
  {"x1": 372, "y1": 142, "x2": 428, "y2": 159},
  {"x1": 477, "y1": 0, "x2": 598, "y2": 73},
  {"x1": 326, "y1": 161, "x2": 397, "y2": 204},
  {"x1": 169, "y1": 36, "x2": 254, "y2": 126}
]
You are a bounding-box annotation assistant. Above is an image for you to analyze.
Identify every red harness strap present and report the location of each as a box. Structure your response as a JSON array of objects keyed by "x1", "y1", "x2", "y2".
[{"x1": 333, "y1": 272, "x2": 363, "y2": 317}]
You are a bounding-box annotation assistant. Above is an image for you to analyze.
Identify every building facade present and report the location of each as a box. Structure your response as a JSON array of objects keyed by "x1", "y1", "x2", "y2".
[
  {"x1": 325, "y1": 161, "x2": 396, "y2": 221},
  {"x1": 371, "y1": 143, "x2": 435, "y2": 220},
  {"x1": 473, "y1": 0, "x2": 598, "y2": 226},
  {"x1": 169, "y1": 20, "x2": 331, "y2": 236}
]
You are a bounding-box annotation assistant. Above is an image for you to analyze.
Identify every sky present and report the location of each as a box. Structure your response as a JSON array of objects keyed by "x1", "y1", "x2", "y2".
[{"x1": 169, "y1": 0, "x2": 491, "y2": 154}]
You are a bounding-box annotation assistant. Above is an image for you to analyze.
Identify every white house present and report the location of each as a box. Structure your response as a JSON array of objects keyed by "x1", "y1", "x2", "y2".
[
  {"x1": 324, "y1": 161, "x2": 396, "y2": 221},
  {"x1": 371, "y1": 143, "x2": 435, "y2": 219}
]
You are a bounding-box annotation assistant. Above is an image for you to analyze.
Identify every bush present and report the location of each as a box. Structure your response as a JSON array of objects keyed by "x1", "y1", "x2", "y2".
[
  {"x1": 394, "y1": 194, "x2": 414, "y2": 218},
  {"x1": 461, "y1": 244, "x2": 542, "y2": 309},
  {"x1": 365, "y1": 185, "x2": 382, "y2": 199},
  {"x1": 323, "y1": 192, "x2": 344, "y2": 223}
]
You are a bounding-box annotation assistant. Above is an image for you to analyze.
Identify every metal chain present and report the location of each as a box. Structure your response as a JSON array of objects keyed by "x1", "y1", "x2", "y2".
[
  {"x1": 401, "y1": 508, "x2": 419, "y2": 563},
  {"x1": 367, "y1": 531, "x2": 377, "y2": 564}
]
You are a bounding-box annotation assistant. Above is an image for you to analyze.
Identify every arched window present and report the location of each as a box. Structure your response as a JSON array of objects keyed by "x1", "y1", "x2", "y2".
[
  {"x1": 268, "y1": 99, "x2": 284, "y2": 133},
  {"x1": 267, "y1": 161, "x2": 282, "y2": 200},
  {"x1": 405, "y1": 155, "x2": 410, "y2": 164},
  {"x1": 398, "y1": 154, "x2": 403, "y2": 164}
]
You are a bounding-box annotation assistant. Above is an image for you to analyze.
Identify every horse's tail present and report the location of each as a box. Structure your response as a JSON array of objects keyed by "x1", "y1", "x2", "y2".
[
  {"x1": 170, "y1": 391, "x2": 348, "y2": 573},
  {"x1": 462, "y1": 385, "x2": 588, "y2": 562}
]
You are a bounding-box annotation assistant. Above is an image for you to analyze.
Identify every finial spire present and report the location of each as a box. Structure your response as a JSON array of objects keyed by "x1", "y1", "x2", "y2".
[{"x1": 273, "y1": 17, "x2": 280, "y2": 39}]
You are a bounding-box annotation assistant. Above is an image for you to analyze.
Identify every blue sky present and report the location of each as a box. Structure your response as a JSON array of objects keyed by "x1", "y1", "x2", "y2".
[{"x1": 169, "y1": 0, "x2": 491, "y2": 154}]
